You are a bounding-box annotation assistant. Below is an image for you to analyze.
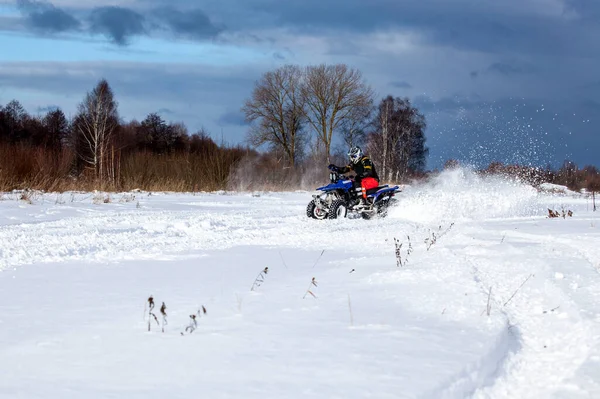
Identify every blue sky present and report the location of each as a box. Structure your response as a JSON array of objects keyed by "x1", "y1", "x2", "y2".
[{"x1": 1, "y1": 0, "x2": 599, "y2": 169}]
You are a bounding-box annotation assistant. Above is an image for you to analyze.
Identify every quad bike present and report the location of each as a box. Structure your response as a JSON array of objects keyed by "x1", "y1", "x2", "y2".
[{"x1": 306, "y1": 171, "x2": 401, "y2": 220}]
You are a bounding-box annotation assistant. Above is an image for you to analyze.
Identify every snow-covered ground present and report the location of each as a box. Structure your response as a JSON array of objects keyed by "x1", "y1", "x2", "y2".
[{"x1": 1, "y1": 168, "x2": 599, "y2": 399}]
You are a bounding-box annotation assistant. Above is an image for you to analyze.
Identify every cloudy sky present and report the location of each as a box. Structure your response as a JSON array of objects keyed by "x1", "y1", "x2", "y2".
[{"x1": 1, "y1": 0, "x2": 599, "y2": 169}]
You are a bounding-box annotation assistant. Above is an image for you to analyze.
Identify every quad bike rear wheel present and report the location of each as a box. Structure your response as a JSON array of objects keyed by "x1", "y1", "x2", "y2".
[
  {"x1": 361, "y1": 197, "x2": 395, "y2": 219},
  {"x1": 328, "y1": 199, "x2": 347, "y2": 219}
]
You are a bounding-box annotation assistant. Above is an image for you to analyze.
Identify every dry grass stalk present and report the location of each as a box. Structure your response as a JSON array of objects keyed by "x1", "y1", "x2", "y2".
[
  {"x1": 394, "y1": 238, "x2": 403, "y2": 267},
  {"x1": 184, "y1": 314, "x2": 198, "y2": 334},
  {"x1": 278, "y1": 251, "x2": 289, "y2": 269},
  {"x1": 181, "y1": 306, "x2": 206, "y2": 335},
  {"x1": 424, "y1": 232, "x2": 436, "y2": 250},
  {"x1": 312, "y1": 249, "x2": 325, "y2": 268},
  {"x1": 394, "y1": 235, "x2": 413, "y2": 267},
  {"x1": 548, "y1": 208, "x2": 573, "y2": 218},
  {"x1": 160, "y1": 302, "x2": 167, "y2": 333},
  {"x1": 250, "y1": 267, "x2": 269, "y2": 291},
  {"x1": 303, "y1": 277, "x2": 318, "y2": 299},
  {"x1": 425, "y1": 223, "x2": 454, "y2": 251},
  {"x1": 503, "y1": 274, "x2": 534, "y2": 307},
  {"x1": 146, "y1": 296, "x2": 159, "y2": 331}
]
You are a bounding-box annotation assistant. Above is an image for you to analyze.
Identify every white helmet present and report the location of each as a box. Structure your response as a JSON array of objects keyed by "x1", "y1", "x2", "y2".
[{"x1": 348, "y1": 146, "x2": 363, "y2": 164}]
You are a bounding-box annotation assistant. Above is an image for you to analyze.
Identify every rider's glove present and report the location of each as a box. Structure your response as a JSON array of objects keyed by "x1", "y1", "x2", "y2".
[{"x1": 328, "y1": 164, "x2": 338, "y2": 172}]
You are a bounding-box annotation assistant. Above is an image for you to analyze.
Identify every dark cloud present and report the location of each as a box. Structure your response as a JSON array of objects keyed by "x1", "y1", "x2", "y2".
[
  {"x1": 218, "y1": 110, "x2": 248, "y2": 126},
  {"x1": 487, "y1": 62, "x2": 536, "y2": 76},
  {"x1": 17, "y1": 0, "x2": 80, "y2": 33},
  {"x1": 9, "y1": 0, "x2": 600, "y2": 58},
  {"x1": 6, "y1": 0, "x2": 600, "y2": 59},
  {"x1": 11, "y1": 2, "x2": 223, "y2": 45},
  {"x1": 189, "y1": 0, "x2": 600, "y2": 60},
  {"x1": 470, "y1": 71, "x2": 479, "y2": 79},
  {"x1": 390, "y1": 81, "x2": 412, "y2": 89},
  {"x1": 152, "y1": 7, "x2": 223, "y2": 39},
  {"x1": 89, "y1": 6, "x2": 146, "y2": 45}
]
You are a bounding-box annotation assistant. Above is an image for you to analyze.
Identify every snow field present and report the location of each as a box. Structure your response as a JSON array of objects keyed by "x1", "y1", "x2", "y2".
[{"x1": 0, "y1": 168, "x2": 599, "y2": 398}]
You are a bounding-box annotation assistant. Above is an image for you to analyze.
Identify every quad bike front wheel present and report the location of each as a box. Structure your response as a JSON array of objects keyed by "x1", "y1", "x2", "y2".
[{"x1": 307, "y1": 200, "x2": 328, "y2": 220}]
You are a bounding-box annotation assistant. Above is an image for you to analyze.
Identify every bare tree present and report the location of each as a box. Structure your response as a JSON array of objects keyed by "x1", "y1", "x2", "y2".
[
  {"x1": 339, "y1": 102, "x2": 372, "y2": 148},
  {"x1": 74, "y1": 79, "x2": 119, "y2": 183},
  {"x1": 302, "y1": 64, "x2": 374, "y2": 162},
  {"x1": 367, "y1": 96, "x2": 427, "y2": 181},
  {"x1": 242, "y1": 65, "x2": 305, "y2": 167}
]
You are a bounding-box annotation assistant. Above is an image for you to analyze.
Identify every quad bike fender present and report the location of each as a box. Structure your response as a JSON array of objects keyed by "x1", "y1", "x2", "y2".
[{"x1": 368, "y1": 185, "x2": 401, "y2": 203}]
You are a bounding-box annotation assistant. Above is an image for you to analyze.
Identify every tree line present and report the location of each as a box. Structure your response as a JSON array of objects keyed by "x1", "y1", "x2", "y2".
[
  {"x1": 3, "y1": 64, "x2": 596, "y2": 196},
  {"x1": 0, "y1": 79, "x2": 250, "y2": 192},
  {"x1": 242, "y1": 64, "x2": 429, "y2": 182}
]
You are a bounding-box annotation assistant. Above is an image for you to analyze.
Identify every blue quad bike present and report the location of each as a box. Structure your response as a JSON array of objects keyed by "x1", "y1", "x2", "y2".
[{"x1": 306, "y1": 171, "x2": 401, "y2": 220}]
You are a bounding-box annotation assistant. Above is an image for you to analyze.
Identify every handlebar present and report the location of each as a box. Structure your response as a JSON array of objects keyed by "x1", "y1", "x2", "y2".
[{"x1": 328, "y1": 171, "x2": 355, "y2": 183}]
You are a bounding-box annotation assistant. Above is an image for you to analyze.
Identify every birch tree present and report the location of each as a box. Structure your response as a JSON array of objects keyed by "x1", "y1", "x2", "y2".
[
  {"x1": 367, "y1": 96, "x2": 427, "y2": 181},
  {"x1": 74, "y1": 79, "x2": 119, "y2": 182}
]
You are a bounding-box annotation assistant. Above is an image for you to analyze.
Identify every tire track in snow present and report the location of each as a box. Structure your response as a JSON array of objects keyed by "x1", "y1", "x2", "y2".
[
  {"x1": 497, "y1": 229, "x2": 600, "y2": 397},
  {"x1": 428, "y1": 247, "x2": 522, "y2": 399},
  {"x1": 0, "y1": 204, "x2": 399, "y2": 270},
  {"x1": 443, "y1": 227, "x2": 599, "y2": 399},
  {"x1": 0, "y1": 209, "x2": 293, "y2": 269},
  {"x1": 432, "y1": 325, "x2": 521, "y2": 399}
]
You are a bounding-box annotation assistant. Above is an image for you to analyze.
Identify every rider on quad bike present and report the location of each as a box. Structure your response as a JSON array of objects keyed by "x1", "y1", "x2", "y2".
[{"x1": 328, "y1": 146, "x2": 380, "y2": 206}]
